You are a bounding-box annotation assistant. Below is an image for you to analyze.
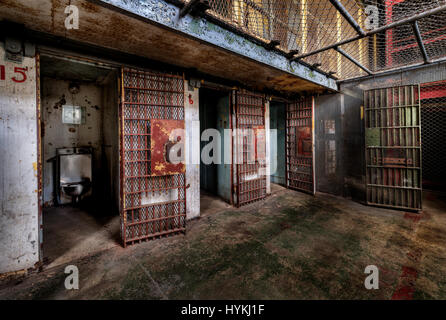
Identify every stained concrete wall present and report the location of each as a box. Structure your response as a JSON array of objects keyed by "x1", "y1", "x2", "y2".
[
  {"x1": 0, "y1": 45, "x2": 39, "y2": 273},
  {"x1": 102, "y1": 71, "x2": 120, "y2": 214},
  {"x1": 41, "y1": 78, "x2": 104, "y2": 205},
  {"x1": 315, "y1": 62, "x2": 446, "y2": 201},
  {"x1": 185, "y1": 80, "x2": 200, "y2": 220}
]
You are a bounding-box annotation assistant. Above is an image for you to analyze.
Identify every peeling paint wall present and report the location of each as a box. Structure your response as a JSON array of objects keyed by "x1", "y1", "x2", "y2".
[
  {"x1": 41, "y1": 78, "x2": 104, "y2": 205},
  {"x1": 0, "y1": 45, "x2": 39, "y2": 273},
  {"x1": 185, "y1": 80, "x2": 200, "y2": 220},
  {"x1": 99, "y1": 0, "x2": 337, "y2": 91}
]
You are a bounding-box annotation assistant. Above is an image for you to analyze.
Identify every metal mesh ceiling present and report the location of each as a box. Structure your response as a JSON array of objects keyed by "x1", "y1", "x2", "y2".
[{"x1": 180, "y1": 0, "x2": 446, "y2": 81}]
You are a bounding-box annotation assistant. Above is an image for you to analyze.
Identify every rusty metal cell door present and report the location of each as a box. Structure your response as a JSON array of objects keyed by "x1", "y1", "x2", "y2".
[
  {"x1": 120, "y1": 67, "x2": 187, "y2": 247},
  {"x1": 286, "y1": 97, "x2": 315, "y2": 194},
  {"x1": 364, "y1": 85, "x2": 422, "y2": 212},
  {"x1": 233, "y1": 90, "x2": 267, "y2": 207}
]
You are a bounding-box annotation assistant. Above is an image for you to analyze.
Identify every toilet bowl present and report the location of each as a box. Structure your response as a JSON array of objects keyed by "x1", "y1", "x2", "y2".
[
  {"x1": 61, "y1": 178, "x2": 91, "y2": 204},
  {"x1": 56, "y1": 147, "x2": 93, "y2": 205}
]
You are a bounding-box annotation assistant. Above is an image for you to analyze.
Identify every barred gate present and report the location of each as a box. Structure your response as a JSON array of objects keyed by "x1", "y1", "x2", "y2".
[
  {"x1": 120, "y1": 68, "x2": 187, "y2": 246},
  {"x1": 286, "y1": 98, "x2": 315, "y2": 194},
  {"x1": 364, "y1": 85, "x2": 422, "y2": 211},
  {"x1": 233, "y1": 90, "x2": 267, "y2": 207}
]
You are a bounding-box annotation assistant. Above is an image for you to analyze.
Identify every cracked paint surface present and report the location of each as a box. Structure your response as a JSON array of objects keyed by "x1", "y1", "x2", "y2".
[{"x1": 100, "y1": 0, "x2": 337, "y2": 91}]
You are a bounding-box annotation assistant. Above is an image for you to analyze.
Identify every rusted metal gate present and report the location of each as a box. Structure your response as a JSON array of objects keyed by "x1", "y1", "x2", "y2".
[
  {"x1": 286, "y1": 97, "x2": 315, "y2": 194},
  {"x1": 364, "y1": 85, "x2": 422, "y2": 211},
  {"x1": 120, "y1": 67, "x2": 187, "y2": 247},
  {"x1": 233, "y1": 90, "x2": 267, "y2": 207}
]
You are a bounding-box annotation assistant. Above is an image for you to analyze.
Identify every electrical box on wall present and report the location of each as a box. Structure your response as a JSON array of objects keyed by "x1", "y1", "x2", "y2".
[{"x1": 62, "y1": 105, "x2": 86, "y2": 124}]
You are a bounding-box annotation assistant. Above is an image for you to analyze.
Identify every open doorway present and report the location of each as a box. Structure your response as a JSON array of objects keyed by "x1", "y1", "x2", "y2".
[
  {"x1": 40, "y1": 55, "x2": 120, "y2": 268},
  {"x1": 269, "y1": 100, "x2": 286, "y2": 191},
  {"x1": 269, "y1": 98, "x2": 315, "y2": 195},
  {"x1": 420, "y1": 81, "x2": 446, "y2": 192},
  {"x1": 199, "y1": 88, "x2": 232, "y2": 215}
]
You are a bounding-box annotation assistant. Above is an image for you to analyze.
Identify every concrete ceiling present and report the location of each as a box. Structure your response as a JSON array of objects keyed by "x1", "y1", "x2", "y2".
[
  {"x1": 0, "y1": 0, "x2": 335, "y2": 95},
  {"x1": 40, "y1": 55, "x2": 112, "y2": 83}
]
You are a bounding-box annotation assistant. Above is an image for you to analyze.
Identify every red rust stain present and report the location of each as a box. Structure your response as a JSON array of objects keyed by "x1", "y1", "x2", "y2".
[
  {"x1": 150, "y1": 119, "x2": 185, "y2": 176},
  {"x1": 391, "y1": 266, "x2": 418, "y2": 300},
  {"x1": 79, "y1": 1, "x2": 100, "y2": 13},
  {"x1": 404, "y1": 212, "x2": 422, "y2": 223},
  {"x1": 0, "y1": 0, "x2": 40, "y2": 17}
]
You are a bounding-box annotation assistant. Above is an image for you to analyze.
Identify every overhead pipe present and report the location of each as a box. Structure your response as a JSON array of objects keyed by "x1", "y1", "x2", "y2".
[
  {"x1": 329, "y1": 0, "x2": 366, "y2": 36},
  {"x1": 411, "y1": 20, "x2": 430, "y2": 64},
  {"x1": 334, "y1": 46, "x2": 373, "y2": 75}
]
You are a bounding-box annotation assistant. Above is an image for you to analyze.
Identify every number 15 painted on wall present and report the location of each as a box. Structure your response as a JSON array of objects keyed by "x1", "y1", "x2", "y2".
[{"x1": 0, "y1": 65, "x2": 28, "y2": 83}]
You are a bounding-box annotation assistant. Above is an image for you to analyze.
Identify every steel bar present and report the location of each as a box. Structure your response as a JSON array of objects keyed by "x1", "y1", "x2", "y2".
[
  {"x1": 364, "y1": 85, "x2": 422, "y2": 212},
  {"x1": 411, "y1": 20, "x2": 430, "y2": 64},
  {"x1": 329, "y1": 0, "x2": 366, "y2": 36},
  {"x1": 295, "y1": 4, "x2": 446, "y2": 60},
  {"x1": 286, "y1": 98, "x2": 314, "y2": 194},
  {"x1": 179, "y1": 0, "x2": 210, "y2": 18},
  {"x1": 339, "y1": 57, "x2": 446, "y2": 83},
  {"x1": 334, "y1": 46, "x2": 373, "y2": 75},
  {"x1": 120, "y1": 67, "x2": 186, "y2": 246},
  {"x1": 234, "y1": 90, "x2": 267, "y2": 207},
  {"x1": 285, "y1": 49, "x2": 299, "y2": 60}
]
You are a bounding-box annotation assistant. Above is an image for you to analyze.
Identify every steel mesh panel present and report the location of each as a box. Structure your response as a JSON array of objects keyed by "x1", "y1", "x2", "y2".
[
  {"x1": 121, "y1": 68, "x2": 186, "y2": 246},
  {"x1": 364, "y1": 85, "x2": 422, "y2": 211},
  {"x1": 286, "y1": 97, "x2": 314, "y2": 194},
  {"x1": 235, "y1": 90, "x2": 267, "y2": 206},
  {"x1": 418, "y1": 11, "x2": 446, "y2": 61},
  {"x1": 180, "y1": 0, "x2": 446, "y2": 80},
  {"x1": 303, "y1": 47, "x2": 368, "y2": 79},
  {"x1": 420, "y1": 80, "x2": 446, "y2": 190}
]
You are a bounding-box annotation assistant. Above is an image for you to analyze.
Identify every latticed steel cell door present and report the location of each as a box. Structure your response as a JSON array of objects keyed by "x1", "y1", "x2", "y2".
[
  {"x1": 286, "y1": 97, "x2": 315, "y2": 194},
  {"x1": 234, "y1": 90, "x2": 267, "y2": 207},
  {"x1": 120, "y1": 68, "x2": 187, "y2": 247},
  {"x1": 364, "y1": 85, "x2": 422, "y2": 212}
]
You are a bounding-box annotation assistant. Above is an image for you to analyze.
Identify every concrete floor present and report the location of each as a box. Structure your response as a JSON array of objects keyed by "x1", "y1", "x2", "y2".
[
  {"x1": 41, "y1": 191, "x2": 230, "y2": 269},
  {"x1": 43, "y1": 206, "x2": 120, "y2": 269},
  {"x1": 200, "y1": 190, "x2": 232, "y2": 216},
  {"x1": 1, "y1": 185, "x2": 446, "y2": 299}
]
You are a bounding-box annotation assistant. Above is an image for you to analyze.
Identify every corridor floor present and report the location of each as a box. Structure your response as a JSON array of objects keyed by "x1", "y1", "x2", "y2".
[{"x1": 1, "y1": 185, "x2": 445, "y2": 299}]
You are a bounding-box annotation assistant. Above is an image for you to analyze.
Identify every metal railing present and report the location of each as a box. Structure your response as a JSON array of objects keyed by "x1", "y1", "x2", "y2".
[{"x1": 179, "y1": 0, "x2": 446, "y2": 81}]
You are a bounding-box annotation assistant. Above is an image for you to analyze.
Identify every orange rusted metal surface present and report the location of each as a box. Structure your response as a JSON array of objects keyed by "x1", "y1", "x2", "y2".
[
  {"x1": 150, "y1": 119, "x2": 185, "y2": 176},
  {"x1": 120, "y1": 67, "x2": 186, "y2": 247},
  {"x1": 286, "y1": 98, "x2": 314, "y2": 194}
]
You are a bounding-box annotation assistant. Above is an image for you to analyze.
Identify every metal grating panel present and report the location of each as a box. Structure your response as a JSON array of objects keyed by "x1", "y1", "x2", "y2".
[
  {"x1": 120, "y1": 68, "x2": 186, "y2": 246},
  {"x1": 234, "y1": 90, "x2": 267, "y2": 207},
  {"x1": 180, "y1": 0, "x2": 446, "y2": 80},
  {"x1": 364, "y1": 85, "x2": 422, "y2": 211},
  {"x1": 286, "y1": 97, "x2": 314, "y2": 194},
  {"x1": 420, "y1": 80, "x2": 446, "y2": 190}
]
